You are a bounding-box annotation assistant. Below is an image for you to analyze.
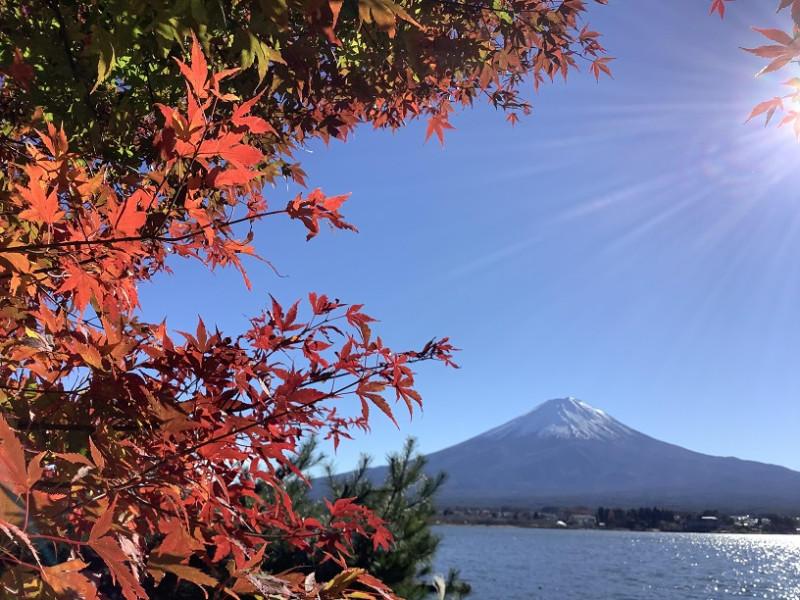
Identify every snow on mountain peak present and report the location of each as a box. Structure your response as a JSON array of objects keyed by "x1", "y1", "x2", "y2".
[{"x1": 483, "y1": 397, "x2": 636, "y2": 441}]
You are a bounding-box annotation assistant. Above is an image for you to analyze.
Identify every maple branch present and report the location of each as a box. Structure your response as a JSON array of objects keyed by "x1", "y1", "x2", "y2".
[
  {"x1": 6, "y1": 419, "x2": 139, "y2": 432},
  {"x1": 28, "y1": 534, "x2": 87, "y2": 546},
  {"x1": 49, "y1": 366, "x2": 391, "y2": 520},
  {"x1": 0, "y1": 208, "x2": 287, "y2": 254},
  {"x1": 0, "y1": 383, "x2": 89, "y2": 395},
  {"x1": 112, "y1": 350, "x2": 443, "y2": 489}
]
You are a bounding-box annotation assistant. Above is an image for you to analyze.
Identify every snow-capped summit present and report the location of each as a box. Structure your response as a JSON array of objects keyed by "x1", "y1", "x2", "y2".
[{"x1": 483, "y1": 397, "x2": 637, "y2": 442}]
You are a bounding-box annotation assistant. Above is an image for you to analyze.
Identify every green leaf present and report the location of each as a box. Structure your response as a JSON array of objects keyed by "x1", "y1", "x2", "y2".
[
  {"x1": 90, "y1": 26, "x2": 116, "y2": 93},
  {"x1": 492, "y1": 0, "x2": 513, "y2": 25}
]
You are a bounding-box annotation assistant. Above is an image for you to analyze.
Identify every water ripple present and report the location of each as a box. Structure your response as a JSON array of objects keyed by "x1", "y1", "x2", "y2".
[{"x1": 432, "y1": 527, "x2": 800, "y2": 600}]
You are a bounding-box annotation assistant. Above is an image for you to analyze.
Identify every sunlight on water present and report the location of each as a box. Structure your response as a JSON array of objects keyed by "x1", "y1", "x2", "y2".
[
  {"x1": 702, "y1": 535, "x2": 800, "y2": 599},
  {"x1": 432, "y1": 527, "x2": 800, "y2": 600}
]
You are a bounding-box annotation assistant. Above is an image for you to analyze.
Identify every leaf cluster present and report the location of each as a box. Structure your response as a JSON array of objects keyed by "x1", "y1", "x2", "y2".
[
  {"x1": 712, "y1": 0, "x2": 800, "y2": 135},
  {"x1": 1, "y1": 0, "x2": 610, "y2": 167}
]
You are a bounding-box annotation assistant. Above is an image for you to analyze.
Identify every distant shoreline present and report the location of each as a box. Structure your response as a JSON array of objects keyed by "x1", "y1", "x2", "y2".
[
  {"x1": 434, "y1": 521, "x2": 799, "y2": 535},
  {"x1": 434, "y1": 506, "x2": 800, "y2": 534}
]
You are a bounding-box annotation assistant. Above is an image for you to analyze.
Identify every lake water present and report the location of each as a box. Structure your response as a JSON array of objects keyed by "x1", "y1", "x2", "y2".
[{"x1": 430, "y1": 525, "x2": 800, "y2": 599}]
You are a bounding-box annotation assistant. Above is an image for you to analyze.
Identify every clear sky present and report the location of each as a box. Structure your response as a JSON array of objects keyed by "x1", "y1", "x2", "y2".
[{"x1": 140, "y1": 1, "x2": 800, "y2": 474}]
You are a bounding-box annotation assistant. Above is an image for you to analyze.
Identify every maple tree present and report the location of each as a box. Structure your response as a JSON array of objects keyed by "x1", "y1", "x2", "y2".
[{"x1": 0, "y1": 1, "x2": 611, "y2": 598}]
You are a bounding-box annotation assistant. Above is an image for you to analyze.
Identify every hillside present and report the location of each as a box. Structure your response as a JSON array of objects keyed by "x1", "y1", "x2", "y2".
[{"x1": 324, "y1": 398, "x2": 800, "y2": 513}]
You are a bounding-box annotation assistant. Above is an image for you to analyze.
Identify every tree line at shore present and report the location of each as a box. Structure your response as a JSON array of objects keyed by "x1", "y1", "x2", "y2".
[{"x1": 436, "y1": 505, "x2": 799, "y2": 533}]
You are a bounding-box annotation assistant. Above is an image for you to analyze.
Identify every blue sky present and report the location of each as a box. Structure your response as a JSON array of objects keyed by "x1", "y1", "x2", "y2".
[{"x1": 141, "y1": 1, "x2": 800, "y2": 473}]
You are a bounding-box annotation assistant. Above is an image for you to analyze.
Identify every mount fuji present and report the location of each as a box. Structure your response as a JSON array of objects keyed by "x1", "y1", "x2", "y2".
[{"x1": 349, "y1": 398, "x2": 800, "y2": 512}]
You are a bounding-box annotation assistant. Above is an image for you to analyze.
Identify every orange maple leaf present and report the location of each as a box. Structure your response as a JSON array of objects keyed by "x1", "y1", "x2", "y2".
[{"x1": 17, "y1": 167, "x2": 66, "y2": 224}]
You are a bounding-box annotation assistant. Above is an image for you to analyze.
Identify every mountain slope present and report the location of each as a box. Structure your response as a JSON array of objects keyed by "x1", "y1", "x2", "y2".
[{"x1": 344, "y1": 398, "x2": 800, "y2": 512}]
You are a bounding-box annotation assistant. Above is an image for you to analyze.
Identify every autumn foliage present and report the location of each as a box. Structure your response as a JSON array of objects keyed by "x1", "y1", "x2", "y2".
[
  {"x1": 711, "y1": 0, "x2": 800, "y2": 134},
  {"x1": 0, "y1": 1, "x2": 612, "y2": 598}
]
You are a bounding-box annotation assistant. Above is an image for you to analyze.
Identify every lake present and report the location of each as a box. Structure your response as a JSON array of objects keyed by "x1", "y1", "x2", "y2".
[{"x1": 430, "y1": 525, "x2": 800, "y2": 599}]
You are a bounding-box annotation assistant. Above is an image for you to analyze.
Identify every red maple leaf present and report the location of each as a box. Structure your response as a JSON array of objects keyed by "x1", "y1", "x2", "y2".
[
  {"x1": 425, "y1": 114, "x2": 455, "y2": 146},
  {"x1": 17, "y1": 168, "x2": 66, "y2": 225},
  {"x1": 174, "y1": 33, "x2": 208, "y2": 99}
]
